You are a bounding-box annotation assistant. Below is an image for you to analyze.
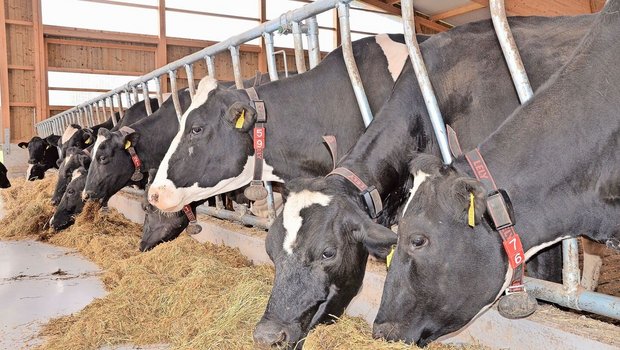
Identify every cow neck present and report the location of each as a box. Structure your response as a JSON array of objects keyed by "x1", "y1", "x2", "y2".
[{"x1": 245, "y1": 87, "x2": 267, "y2": 183}]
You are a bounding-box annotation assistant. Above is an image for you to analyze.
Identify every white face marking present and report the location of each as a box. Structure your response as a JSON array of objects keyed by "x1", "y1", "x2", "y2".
[
  {"x1": 61, "y1": 126, "x2": 78, "y2": 145},
  {"x1": 188, "y1": 146, "x2": 193, "y2": 156},
  {"x1": 91, "y1": 135, "x2": 107, "y2": 160},
  {"x1": 375, "y1": 34, "x2": 409, "y2": 82},
  {"x1": 282, "y1": 190, "x2": 332, "y2": 255},
  {"x1": 25, "y1": 164, "x2": 33, "y2": 180},
  {"x1": 402, "y1": 171, "x2": 429, "y2": 217},
  {"x1": 64, "y1": 154, "x2": 73, "y2": 167},
  {"x1": 152, "y1": 76, "x2": 218, "y2": 189},
  {"x1": 71, "y1": 168, "x2": 82, "y2": 182}
]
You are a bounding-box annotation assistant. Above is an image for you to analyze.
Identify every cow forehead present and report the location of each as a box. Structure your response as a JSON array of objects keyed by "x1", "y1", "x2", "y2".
[
  {"x1": 402, "y1": 170, "x2": 430, "y2": 217},
  {"x1": 61, "y1": 125, "x2": 79, "y2": 145},
  {"x1": 91, "y1": 135, "x2": 107, "y2": 159},
  {"x1": 282, "y1": 190, "x2": 332, "y2": 255},
  {"x1": 71, "y1": 168, "x2": 82, "y2": 182}
]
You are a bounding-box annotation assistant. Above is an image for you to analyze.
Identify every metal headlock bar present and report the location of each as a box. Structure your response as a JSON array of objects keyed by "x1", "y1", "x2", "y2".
[{"x1": 489, "y1": 0, "x2": 620, "y2": 320}]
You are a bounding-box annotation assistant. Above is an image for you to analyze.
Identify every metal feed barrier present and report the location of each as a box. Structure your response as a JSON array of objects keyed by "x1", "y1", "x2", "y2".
[
  {"x1": 399, "y1": 0, "x2": 619, "y2": 321},
  {"x1": 36, "y1": 0, "x2": 618, "y2": 323},
  {"x1": 35, "y1": 0, "x2": 375, "y2": 226}
]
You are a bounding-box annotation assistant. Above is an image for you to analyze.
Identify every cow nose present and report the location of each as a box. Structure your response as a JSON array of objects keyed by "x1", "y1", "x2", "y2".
[
  {"x1": 27, "y1": 159, "x2": 36, "y2": 165},
  {"x1": 51, "y1": 197, "x2": 60, "y2": 206},
  {"x1": 253, "y1": 320, "x2": 289, "y2": 348},
  {"x1": 372, "y1": 322, "x2": 399, "y2": 341},
  {"x1": 149, "y1": 193, "x2": 159, "y2": 204},
  {"x1": 82, "y1": 191, "x2": 94, "y2": 201}
]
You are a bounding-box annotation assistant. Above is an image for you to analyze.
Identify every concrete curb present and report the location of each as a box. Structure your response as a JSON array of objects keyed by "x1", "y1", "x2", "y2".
[{"x1": 110, "y1": 190, "x2": 619, "y2": 350}]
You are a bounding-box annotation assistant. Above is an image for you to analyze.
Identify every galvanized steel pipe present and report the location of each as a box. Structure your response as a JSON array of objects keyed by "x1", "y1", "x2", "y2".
[
  {"x1": 116, "y1": 93, "x2": 124, "y2": 119},
  {"x1": 198, "y1": 205, "x2": 270, "y2": 230},
  {"x1": 229, "y1": 46, "x2": 244, "y2": 89},
  {"x1": 141, "y1": 82, "x2": 153, "y2": 116},
  {"x1": 185, "y1": 64, "x2": 196, "y2": 99},
  {"x1": 169, "y1": 70, "x2": 184, "y2": 120},
  {"x1": 338, "y1": 2, "x2": 373, "y2": 127},
  {"x1": 205, "y1": 55, "x2": 216, "y2": 77},
  {"x1": 306, "y1": 16, "x2": 321, "y2": 69},
  {"x1": 274, "y1": 50, "x2": 289, "y2": 78},
  {"x1": 401, "y1": 0, "x2": 451, "y2": 164},
  {"x1": 263, "y1": 32, "x2": 279, "y2": 82},
  {"x1": 292, "y1": 21, "x2": 307, "y2": 74}
]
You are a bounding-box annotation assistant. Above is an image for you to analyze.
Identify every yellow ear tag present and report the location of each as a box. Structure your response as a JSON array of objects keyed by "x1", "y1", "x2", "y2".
[
  {"x1": 386, "y1": 245, "x2": 396, "y2": 270},
  {"x1": 124, "y1": 140, "x2": 131, "y2": 150},
  {"x1": 468, "y1": 193, "x2": 475, "y2": 228},
  {"x1": 235, "y1": 109, "x2": 245, "y2": 129},
  {"x1": 45, "y1": 145, "x2": 50, "y2": 150},
  {"x1": 85, "y1": 138, "x2": 92, "y2": 145}
]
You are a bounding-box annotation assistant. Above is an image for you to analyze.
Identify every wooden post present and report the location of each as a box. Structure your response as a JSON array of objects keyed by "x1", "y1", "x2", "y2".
[
  {"x1": 257, "y1": 0, "x2": 267, "y2": 73},
  {"x1": 0, "y1": 0, "x2": 11, "y2": 148},
  {"x1": 156, "y1": 0, "x2": 168, "y2": 93},
  {"x1": 333, "y1": 9, "x2": 341, "y2": 48},
  {"x1": 33, "y1": 0, "x2": 47, "y2": 124}
]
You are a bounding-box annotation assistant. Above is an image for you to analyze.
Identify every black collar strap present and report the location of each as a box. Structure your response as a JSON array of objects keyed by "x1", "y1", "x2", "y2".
[
  {"x1": 244, "y1": 87, "x2": 268, "y2": 201},
  {"x1": 119, "y1": 126, "x2": 143, "y2": 182},
  {"x1": 182, "y1": 204, "x2": 202, "y2": 235},
  {"x1": 327, "y1": 167, "x2": 383, "y2": 219},
  {"x1": 322, "y1": 135, "x2": 338, "y2": 170}
]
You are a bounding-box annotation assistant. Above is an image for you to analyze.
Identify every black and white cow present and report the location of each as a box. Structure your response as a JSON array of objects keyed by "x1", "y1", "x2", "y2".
[
  {"x1": 50, "y1": 166, "x2": 89, "y2": 231},
  {"x1": 51, "y1": 146, "x2": 92, "y2": 206},
  {"x1": 147, "y1": 34, "x2": 421, "y2": 212},
  {"x1": 18, "y1": 134, "x2": 61, "y2": 180},
  {"x1": 373, "y1": 3, "x2": 620, "y2": 345},
  {"x1": 0, "y1": 161, "x2": 10, "y2": 188},
  {"x1": 253, "y1": 14, "x2": 595, "y2": 348}
]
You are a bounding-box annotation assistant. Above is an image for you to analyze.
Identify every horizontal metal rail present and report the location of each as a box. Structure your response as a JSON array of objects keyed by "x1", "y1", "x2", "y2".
[{"x1": 36, "y1": 0, "x2": 352, "y2": 135}]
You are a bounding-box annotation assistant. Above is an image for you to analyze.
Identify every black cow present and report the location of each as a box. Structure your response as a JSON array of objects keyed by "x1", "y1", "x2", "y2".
[
  {"x1": 18, "y1": 134, "x2": 61, "y2": 180},
  {"x1": 253, "y1": 14, "x2": 595, "y2": 348},
  {"x1": 50, "y1": 166, "x2": 89, "y2": 231},
  {"x1": 51, "y1": 147, "x2": 92, "y2": 206},
  {"x1": 373, "y1": 2, "x2": 620, "y2": 345},
  {"x1": 0, "y1": 161, "x2": 10, "y2": 188},
  {"x1": 147, "y1": 34, "x2": 422, "y2": 213}
]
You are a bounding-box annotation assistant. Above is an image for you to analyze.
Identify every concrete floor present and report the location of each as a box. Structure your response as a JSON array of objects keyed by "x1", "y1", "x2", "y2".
[{"x1": 0, "y1": 240, "x2": 106, "y2": 349}]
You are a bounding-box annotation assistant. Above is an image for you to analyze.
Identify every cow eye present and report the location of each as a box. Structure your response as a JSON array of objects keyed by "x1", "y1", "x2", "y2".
[
  {"x1": 410, "y1": 235, "x2": 428, "y2": 248},
  {"x1": 322, "y1": 247, "x2": 336, "y2": 260},
  {"x1": 191, "y1": 126, "x2": 203, "y2": 134},
  {"x1": 67, "y1": 188, "x2": 75, "y2": 195}
]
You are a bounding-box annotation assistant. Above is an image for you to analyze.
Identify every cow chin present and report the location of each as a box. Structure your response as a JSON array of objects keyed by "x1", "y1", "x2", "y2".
[{"x1": 148, "y1": 178, "x2": 186, "y2": 212}]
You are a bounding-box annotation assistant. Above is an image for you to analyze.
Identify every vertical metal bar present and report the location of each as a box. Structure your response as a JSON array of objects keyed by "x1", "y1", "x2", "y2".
[
  {"x1": 263, "y1": 32, "x2": 279, "y2": 81},
  {"x1": 88, "y1": 104, "x2": 94, "y2": 127},
  {"x1": 205, "y1": 55, "x2": 216, "y2": 77},
  {"x1": 95, "y1": 101, "x2": 102, "y2": 124},
  {"x1": 265, "y1": 181, "x2": 277, "y2": 222},
  {"x1": 168, "y1": 70, "x2": 184, "y2": 120},
  {"x1": 132, "y1": 86, "x2": 140, "y2": 105},
  {"x1": 215, "y1": 195, "x2": 225, "y2": 210},
  {"x1": 79, "y1": 108, "x2": 85, "y2": 126},
  {"x1": 563, "y1": 238, "x2": 581, "y2": 293},
  {"x1": 337, "y1": 3, "x2": 374, "y2": 128},
  {"x1": 229, "y1": 46, "x2": 244, "y2": 89},
  {"x1": 185, "y1": 64, "x2": 197, "y2": 98},
  {"x1": 292, "y1": 21, "x2": 307, "y2": 73},
  {"x1": 141, "y1": 82, "x2": 153, "y2": 116},
  {"x1": 306, "y1": 16, "x2": 321, "y2": 69},
  {"x1": 125, "y1": 89, "x2": 133, "y2": 108},
  {"x1": 400, "y1": 0, "x2": 451, "y2": 164},
  {"x1": 116, "y1": 93, "x2": 124, "y2": 119},
  {"x1": 108, "y1": 97, "x2": 117, "y2": 126},
  {"x1": 274, "y1": 50, "x2": 289, "y2": 78},
  {"x1": 154, "y1": 77, "x2": 164, "y2": 107},
  {"x1": 489, "y1": 0, "x2": 534, "y2": 104}
]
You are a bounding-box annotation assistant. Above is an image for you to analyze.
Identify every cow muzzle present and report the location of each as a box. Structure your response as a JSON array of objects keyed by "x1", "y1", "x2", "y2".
[
  {"x1": 148, "y1": 179, "x2": 184, "y2": 212},
  {"x1": 253, "y1": 320, "x2": 293, "y2": 348}
]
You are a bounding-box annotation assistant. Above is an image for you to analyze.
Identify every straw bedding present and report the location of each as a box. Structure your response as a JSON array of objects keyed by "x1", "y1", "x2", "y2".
[{"x1": 1, "y1": 175, "x2": 482, "y2": 349}]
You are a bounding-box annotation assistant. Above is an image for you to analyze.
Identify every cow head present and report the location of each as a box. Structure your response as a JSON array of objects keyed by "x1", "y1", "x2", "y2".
[
  {"x1": 149, "y1": 76, "x2": 258, "y2": 212},
  {"x1": 0, "y1": 162, "x2": 10, "y2": 188},
  {"x1": 52, "y1": 147, "x2": 91, "y2": 206},
  {"x1": 140, "y1": 169, "x2": 192, "y2": 252},
  {"x1": 254, "y1": 176, "x2": 397, "y2": 348},
  {"x1": 83, "y1": 127, "x2": 138, "y2": 202},
  {"x1": 51, "y1": 166, "x2": 89, "y2": 231},
  {"x1": 27, "y1": 163, "x2": 48, "y2": 181},
  {"x1": 372, "y1": 154, "x2": 507, "y2": 346},
  {"x1": 59, "y1": 124, "x2": 94, "y2": 158},
  {"x1": 19, "y1": 136, "x2": 48, "y2": 164}
]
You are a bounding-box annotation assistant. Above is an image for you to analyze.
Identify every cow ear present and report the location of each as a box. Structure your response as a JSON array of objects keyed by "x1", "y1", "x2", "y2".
[
  {"x1": 98, "y1": 127, "x2": 110, "y2": 138},
  {"x1": 224, "y1": 102, "x2": 257, "y2": 132},
  {"x1": 78, "y1": 154, "x2": 91, "y2": 169},
  {"x1": 449, "y1": 177, "x2": 487, "y2": 226},
  {"x1": 358, "y1": 219, "x2": 398, "y2": 260},
  {"x1": 56, "y1": 158, "x2": 63, "y2": 167},
  {"x1": 82, "y1": 129, "x2": 94, "y2": 145},
  {"x1": 123, "y1": 132, "x2": 140, "y2": 149},
  {"x1": 18, "y1": 142, "x2": 28, "y2": 149}
]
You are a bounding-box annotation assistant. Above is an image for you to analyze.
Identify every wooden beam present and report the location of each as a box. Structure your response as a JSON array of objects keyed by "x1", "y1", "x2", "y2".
[
  {"x1": 257, "y1": 0, "x2": 267, "y2": 73},
  {"x1": 46, "y1": 38, "x2": 157, "y2": 52},
  {"x1": 470, "y1": 0, "x2": 591, "y2": 16},
  {"x1": 48, "y1": 87, "x2": 112, "y2": 93},
  {"x1": 43, "y1": 25, "x2": 159, "y2": 45},
  {"x1": 9, "y1": 102, "x2": 36, "y2": 107},
  {"x1": 358, "y1": 0, "x2": 400, "y2": 15},
  {"x1": 8, "y1": 65, "x2": 35, "y2": 71},
  {"x1": 333, "y1": 9, "x2": 341, "y2": 48},
  {"x1": 430, "y1": 2, "x2": 485, "y2": 21},
  {"x1": 166, "y1": 6, "x2": 259, "y2": 22},
  {"x1": 415, "y1": 15, "x2": 450, "y2": 32},
  {"x1": 48, "y1": 66, "x2": 147, "y2": 76},
  {"x1": 81, "y1": 0, "x2": 157, "y2": 10},
  {"x1": 156, "y1": 0, "x2": 168, "y2": 93},
  {"x1": 590, "y1": 0, "x2": 606, "y2": 12},
  {"x1": 166, "y1": 37, "x2": 261, "y2": 53},
  {"x1": 5, "y1": 19, "x2": 33, "y2": 26},
  {"x1": 0, "y1": 0, "x2": 11, "y2": 141},
  {"x1": 33, "y1": 0, "x2": 47, "y2": 123}
]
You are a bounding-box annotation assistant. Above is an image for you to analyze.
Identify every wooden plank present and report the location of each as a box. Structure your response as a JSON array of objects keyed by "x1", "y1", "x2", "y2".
[
  {"x1": 358, "y1": 0, "x2": 400, "y2": 15},
  {"x1": 6, "y1": 25, "x2": 34, "y2": 66},
  {"x1": 43, "y1": 25, "x2": 159, "y2": 44},
  {"x1": 415, "y1": 15, "x2": 450, "y2": 32},
  {"x1": 8, "y1": 64, "x2": 34, "y2": 70},
  {"x1": 166, "y1": 6, "x2": 259, "y2": 22},
  {"x1": 257, "y1": 0, "x2": 267, "y2": 73},
  {"x1": 5, "y1": 18, "x2": 32, "y2": 26},
  {"x1": 0, "y1": 0, "x2": 11, "y2": 139},
  {"x1": 32, "y1": 0, "x2": 45, "y2": 124},
  {"x1": 156, "y1": 0, "x2": 167, "y2": 93},
  {"x1": 470, "y1": 0, "x2": 591, "y2": 16},
  {"x1": 9, "y1": 101, "x2": 35, "y2": 107},
  {"x1": 45, "y1": 38, "x2": 157, "y2": 52},
  {"x1": 8, "y1": 69, "x2": 35, "y2": 103},
  {"x1": 5, "y1": 0, "x2": 33, "y2": 21},
  {"x1": 48, "y1": 86, "x2": 111, "y2": 93},
  {"x1": 47, "y1": 43, "x2": 155, "y2": 75},
  {"x1": 590, "y1": 0, "x2": 606, "y2": 12},
  {"x1": 430, "y1": 2, "x2": 486, "y2": 21},
  {"x1": 48, "y1": 66, "x2": 147, "y2": 76},
  {"x1": 9, "y1": 106, "x2": 34, "y2": 141},
  {"x1": 166, "y1": 37, "x2": 261, "y2": 53}
]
